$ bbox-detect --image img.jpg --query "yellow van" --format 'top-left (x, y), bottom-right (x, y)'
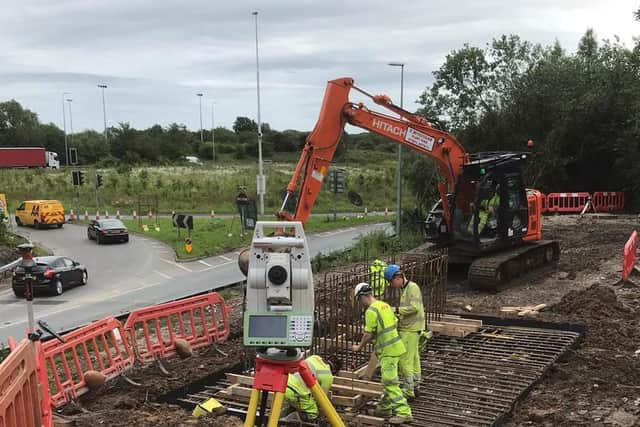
top-left (15, 200), bottom-right (65, 229)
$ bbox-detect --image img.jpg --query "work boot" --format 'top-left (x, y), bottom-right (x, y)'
top-left (389, 415), bottom-right (414, 425)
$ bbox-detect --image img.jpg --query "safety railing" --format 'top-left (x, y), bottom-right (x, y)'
top-left (544, 192), bottom-right (591, 214)
top-left (592, 191), bottom-right (625, 212)
top-left (42, 316), bottom-right (134, 408)
top-left (0, 339), bottom-right (45, 427)
top-left (0, 258), bottom-right (20, 279)
top-left (124, 292), bottom-right (231, 364)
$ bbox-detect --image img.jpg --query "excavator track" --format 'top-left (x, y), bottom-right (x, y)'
top-left (468, 240), bottom-right (560, 291)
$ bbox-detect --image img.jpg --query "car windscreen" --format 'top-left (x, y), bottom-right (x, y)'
top-left (99, 220), bottom-right (125, 228)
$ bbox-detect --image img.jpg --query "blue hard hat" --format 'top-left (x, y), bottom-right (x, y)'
top-left (384, 264), bottom-right (401, 282)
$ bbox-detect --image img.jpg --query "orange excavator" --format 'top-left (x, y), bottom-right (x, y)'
top-left (277, 77), bottom-right (559, 290)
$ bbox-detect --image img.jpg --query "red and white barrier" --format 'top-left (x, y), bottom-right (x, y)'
top-left (68, 209), bottom-right (76, 221)
top-left (124, 292), bottom-right (231, 364)
top-left (622, 230), bottom-right (638, 282)
top-left (42, 316), bottom-right (134, 408)
top-left (1, 339), bottom-right (51, 427)
top-left (592, 191), bottom-right (624, 212)
top-left (545, 192), bottom-right (590, 214)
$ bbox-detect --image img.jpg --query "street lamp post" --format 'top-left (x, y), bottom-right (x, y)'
top-left (98, 84), bottom-right (108, 144)
top-left (211, 101), bottom-right (216, 162)
top-left (62, 92), bottom-right (71, 166)
top-left (388, 62), bottom-right (404, 237)
top-left (252, 10), bottom-right (265, 215)
top-left (66, 98), bottom-right (74, 157)
top-left (196, 93), bottom-right (204, 145)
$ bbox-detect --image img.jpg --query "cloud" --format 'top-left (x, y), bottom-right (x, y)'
top-left (1, 0), bottom-right (637, 132)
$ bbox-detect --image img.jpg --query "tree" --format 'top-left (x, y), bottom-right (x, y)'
top-left (232, 117), bottom-right (258, 134)
top-left (0, 100), bottom-right (44, 147)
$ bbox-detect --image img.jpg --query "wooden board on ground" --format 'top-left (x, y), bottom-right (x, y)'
top-left (500, 304), bottom-right (547, 316)
top-left (427, 314), bottom-right (482, 337)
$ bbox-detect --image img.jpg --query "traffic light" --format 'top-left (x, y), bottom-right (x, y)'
top-left (72, 170), bottom-right (85, 186)
top-left (96, 173), bottom-right (103, 188)
top-left (69, 148), bottom-right (78, 165)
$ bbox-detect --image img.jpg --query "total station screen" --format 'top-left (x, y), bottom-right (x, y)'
top-left (248, 315), bottom-right (287, 338)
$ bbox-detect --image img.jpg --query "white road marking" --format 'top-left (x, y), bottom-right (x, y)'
top-left (218, 255), bottom-right (232, 261)
top-left (198, 260), bottom-right (212, 267)
top-left (153, 270), bottom-right (172, 279)
top-left (161, 259), bottom-right (192, 271)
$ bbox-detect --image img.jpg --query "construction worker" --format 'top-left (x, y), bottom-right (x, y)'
top-left (384, 264), bottom-right (425, 400)
top-left (369, 259), bottom-right (388, 298)
top-left (350, 283), bottom-right (413, 425)
top-left (468, 184), bottom-right (501, 235)
top-left (281, 354), bottom-right (342, 423)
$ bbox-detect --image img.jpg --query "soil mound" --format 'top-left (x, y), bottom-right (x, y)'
top-left (550, 283), bottom-right (632, 320)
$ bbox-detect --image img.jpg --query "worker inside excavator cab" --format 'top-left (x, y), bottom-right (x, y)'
top-left (467, 179), bottom-right (501, 239)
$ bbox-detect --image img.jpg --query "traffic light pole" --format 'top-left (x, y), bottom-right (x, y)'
top-left (95, 172), bottom-right (100, 212)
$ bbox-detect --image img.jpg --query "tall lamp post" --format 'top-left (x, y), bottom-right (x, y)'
top-left (211, 101), bottom-right (216, 162)
top-left (252, 10), bottom-right (265, 215)
top-left (62, 92), bottom-right (71, 166)
top-left (388, 62), bottom-right (404, 237)
top-left (66, 98), bottom-right (74, 156)
top-left (98, 84), bottom-right (108, 144)
top-left (196, 93), bottom-right (204, 145)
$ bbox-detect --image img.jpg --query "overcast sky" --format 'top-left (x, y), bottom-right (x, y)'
top-left (1, 1), bottom-right (638, 134)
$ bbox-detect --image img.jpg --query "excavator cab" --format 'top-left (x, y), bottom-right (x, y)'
top-left (426, 153), bottom-right (531, 261)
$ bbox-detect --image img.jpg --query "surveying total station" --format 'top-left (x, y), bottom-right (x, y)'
top-left (240, 221), bottom-right (344, 427)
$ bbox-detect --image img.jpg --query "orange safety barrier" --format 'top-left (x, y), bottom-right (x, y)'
top-left (592, 191), bottom-right (625, 212)
top-left (42, 316), bottom-right (134, 408)
top-left (622, 230), bottom-right (638, 282)
top-left (124, 292), bottom-right (231, 364)
top-left (541, 193), bottom-right (548, 214)
top-left (0, 339), bottom-right (45, 427)
top-left (545, 192), bottom-right (590, 213)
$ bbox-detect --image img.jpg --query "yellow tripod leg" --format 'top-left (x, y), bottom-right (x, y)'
top-left (309, 383), bottom-right (346, 427)
top-left (266, 391), bottom-right (285, 427)
top-left (244, 389), bottom-right (260, 427)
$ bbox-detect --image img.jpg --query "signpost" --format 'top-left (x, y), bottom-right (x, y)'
top-left (329, 169), bottom-right (345, 220)
top-left (172, 213), bottom-right (194, 253)
top-left (236, 188), bottom-right (257, 236)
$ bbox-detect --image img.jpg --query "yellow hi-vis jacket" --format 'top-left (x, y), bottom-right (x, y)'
top-left (365, 300), bottom-right (406, 357)
top-left (369, 259), bottom-right (388, 298)
top-left (398, 280), bottom-right (425, 332)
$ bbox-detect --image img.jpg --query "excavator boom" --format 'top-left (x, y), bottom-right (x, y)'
top-left (278, 77), bottom-right (467, 227)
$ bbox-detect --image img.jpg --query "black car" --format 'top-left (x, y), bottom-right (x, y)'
top-left (87, 219), bottom-right (129, 244)
top-left (12, 256), bottom-right (88, 297)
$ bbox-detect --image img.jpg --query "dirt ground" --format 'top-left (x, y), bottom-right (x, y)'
top-left (56, 214), bottom-right (640, 426)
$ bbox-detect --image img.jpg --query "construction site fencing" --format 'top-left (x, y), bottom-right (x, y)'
top-left (312, 249), bottom-right (448, 366)
top-left (42, 316), bottom-right (134, 408)
top-left (592, 191), bottom-right (625, 212)
top-left (0, 339), bottom-right (49, 427)
top-left (124, 292), bottom-right (232, 364)
top-left (544, 192), bottom-right (591, 214)
top-left (622, 230), bottom-right (638, 282)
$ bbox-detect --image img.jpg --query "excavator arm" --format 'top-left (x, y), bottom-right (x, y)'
top-left (278, 77), bottom-right (468, 228)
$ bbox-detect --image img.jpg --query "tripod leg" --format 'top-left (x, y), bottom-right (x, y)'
top-left (244, 389), bottom-right (260, 427)
top-left (309, 383), bottom-right (345, 427)
top-left (266, 391), bottom-right (285, 427)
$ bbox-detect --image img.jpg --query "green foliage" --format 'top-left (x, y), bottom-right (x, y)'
top-left (310, 229), bottom-right (422, 272)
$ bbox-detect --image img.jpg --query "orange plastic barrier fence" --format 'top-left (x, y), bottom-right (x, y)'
top-left (545, 192), bottom-right (590, 213)
top-left (42, 316), bottom-right (134, 408)
top-left (541, 194), bottom-right (548, 214)
top-left (124, 292), bottom-right (231, 363)
top-left (0, 339), bottom-right (44, 427)
top-left (622, 230), bottom-right (638, 282)
top-left (592, 191), bottom-right (625, 212)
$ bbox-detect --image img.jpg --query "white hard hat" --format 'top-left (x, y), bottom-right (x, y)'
top-left (354, 282), bottom-right (372, 298)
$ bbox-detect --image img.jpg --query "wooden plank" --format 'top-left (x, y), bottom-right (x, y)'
top-left (332, 383), bottom-right (383, 398)
top-left (331, 394), bottom-right (363, 407)
top-left (332, 377), bottom-right (383, 393)
top-left (428, 321), bottom-right (479, 338)
top-left (340, 412), bottom-right (386, 426)
top-left (480, 333), bottom-right (515, 340)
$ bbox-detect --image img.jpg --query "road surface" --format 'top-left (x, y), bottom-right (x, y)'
top-left (0, 222), bottom-right (392, 341)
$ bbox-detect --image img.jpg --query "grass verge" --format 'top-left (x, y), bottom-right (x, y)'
top-left (120, 215), bottom-right (393, 260)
